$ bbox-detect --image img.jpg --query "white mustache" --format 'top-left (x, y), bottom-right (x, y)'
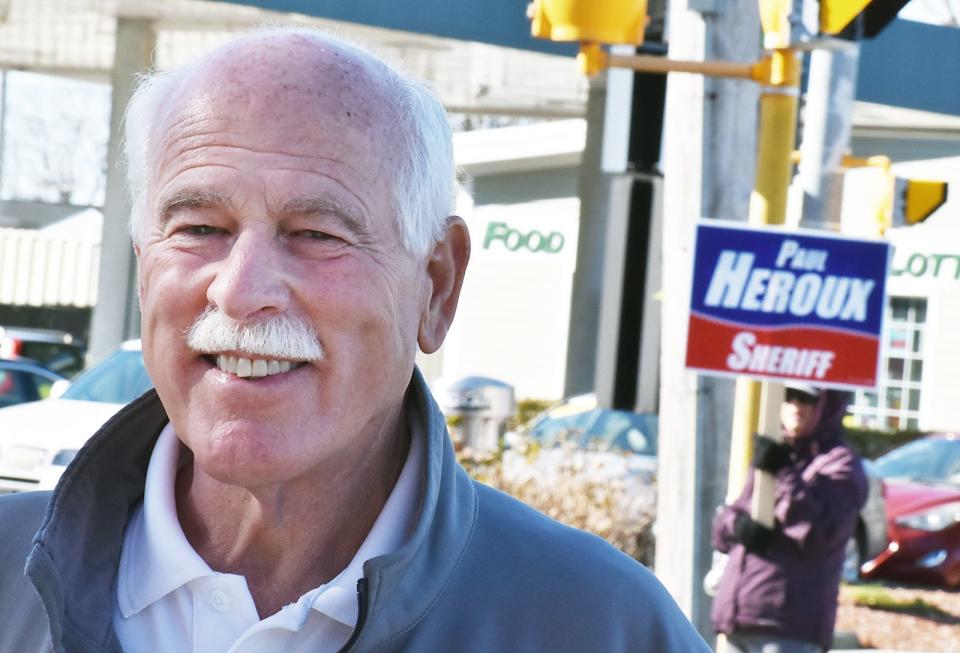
top-left (185, 307), bottom-right (324, 361)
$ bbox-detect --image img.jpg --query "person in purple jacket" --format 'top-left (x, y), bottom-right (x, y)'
top-left (711, 383), bottom-right (868, 653)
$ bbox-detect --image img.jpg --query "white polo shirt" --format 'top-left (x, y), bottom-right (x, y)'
top-left (113, 421), bottom-right (422, 653)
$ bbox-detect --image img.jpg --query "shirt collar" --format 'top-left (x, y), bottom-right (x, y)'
top-left (117, 422), bottom-right (214, 617)
top-left (116, 415), bottom-right (423, 627)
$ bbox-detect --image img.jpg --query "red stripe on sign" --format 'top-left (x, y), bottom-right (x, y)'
top-left (685, 314), bottom-right (879, 386)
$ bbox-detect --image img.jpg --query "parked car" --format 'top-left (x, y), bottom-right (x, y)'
top-left (0, 360), bottom-right (66, 409)
top-left (521, 394), bottom-right (658, 480)
top-left (861, 433), bottom-right (960, 587)
top-left (0, 326), bottom-right (85, 377)
top-left (0, 339), bottom-right (151, 493)
top-left (844, 459), bottom-right (890, 582)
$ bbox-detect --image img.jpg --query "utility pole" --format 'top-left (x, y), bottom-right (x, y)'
top-left (563, 73), bottom-right (611, 397)
top-left (0, 70), bottom-right (6, 193)
top-left (87, 15), bottom-right (155, 361)
top-left (657, 0), bottom-right (761, 639)
top-left (795, 42), bottom-right (860, 230)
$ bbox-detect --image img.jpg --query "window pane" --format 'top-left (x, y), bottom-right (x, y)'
top-left (908, 389), bottom-right (920, 411)
top-left (862, 391), bottom-right (878, 408)
top-left (886, 387), bottom-right (902, 410)
top-left (887, 358), bottom-right (904, 380)
top-left (886, 415), bottom-right (900, 430)
top-left (914, 301), bottom-right (926, 322)
top-left (910, 360), bottom-right (923, 382)
top-left (912, 329), bottom-right (923, 353)
top-left (0, 370), bottom-right (40, 407)
top-left (888, 328), bottom-right (908, 350)
top-left (34, 376), bottom-right (54, 399)
top-left (891, 298), bottom-right (909, 320)
top-left (906, 417), bottom-right (919, 430)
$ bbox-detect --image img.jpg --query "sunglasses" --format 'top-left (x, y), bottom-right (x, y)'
top-left (785, 389), bottom-right (818, 406)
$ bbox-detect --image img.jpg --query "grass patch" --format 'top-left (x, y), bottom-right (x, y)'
top-left (847, 584), bottom-right (957, 623)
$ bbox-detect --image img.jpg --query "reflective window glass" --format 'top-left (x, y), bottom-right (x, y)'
top-left (887, 358), bottom-right (904, 381)
top-left (910, 360), bottom-right (923, 382)
top-left (908, 389), bottom-right (920, 411)
top-left (891, 298), bottom-right (909, 320)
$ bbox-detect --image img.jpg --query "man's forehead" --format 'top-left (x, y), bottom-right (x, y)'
top-left (161, 34), bottom-right (396, 138)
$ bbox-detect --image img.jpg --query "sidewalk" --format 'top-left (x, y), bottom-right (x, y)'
top-left (829, 631), bottom-right (933, 653)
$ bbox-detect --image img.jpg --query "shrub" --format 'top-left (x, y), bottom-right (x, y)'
top-left (507, 398), bottom-right (555, 432)
top-left (844, 426), bottom-right (927, 460)
top-left (457, 436), bottom-right (657, 566)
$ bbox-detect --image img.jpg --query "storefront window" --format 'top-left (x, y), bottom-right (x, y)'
top-left (891, 298), bottom-right (909, 320)
top-left (887, 359), bottom-right (903, 381)
top-left (910, 360), bottom-right (923, 382)
top-left (908, 389), bottom-right (920, 411)
top-left (887, 328), bottom-right (908, 351)
top-left (850, 296), bottom-right (926, 431)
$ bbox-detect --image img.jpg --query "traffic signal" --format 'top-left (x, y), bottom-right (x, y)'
top-left (820, 0), bottom-right (912, 38)
top-left (892, 178), bottom-right (948, 227)
top-left (528, 0), bottom-right (648, 46)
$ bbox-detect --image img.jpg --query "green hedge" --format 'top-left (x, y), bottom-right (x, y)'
top-left (844, 426), bottom-right (927, 460)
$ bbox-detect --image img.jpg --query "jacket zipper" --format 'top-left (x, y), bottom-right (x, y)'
top-left (338, 578), bottom-right (368, 652)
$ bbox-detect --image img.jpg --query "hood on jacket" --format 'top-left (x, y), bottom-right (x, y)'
top-left (786, 388), bottom-right (852, 450)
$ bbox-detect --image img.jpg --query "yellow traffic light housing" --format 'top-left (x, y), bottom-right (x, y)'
top-left (841, 155), bottom-right (948, 232)
top-left (529, 0), bottom-right (648, 46)
top-left (821, 0), bottom-right (873, 34)
top-left (894, 178), bottom-right (948, 226)
top-left (820, 0), bottom-right (911, 38)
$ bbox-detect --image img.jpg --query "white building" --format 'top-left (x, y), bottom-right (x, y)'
top-left (419, 121), bottom-right (584, 401)
top-left (843, 154), bottom-right (960, 432)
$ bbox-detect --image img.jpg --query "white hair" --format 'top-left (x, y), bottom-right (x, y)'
top-left (124, 27), bottom-right (456, 258)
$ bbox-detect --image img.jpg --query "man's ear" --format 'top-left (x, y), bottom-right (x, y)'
top-left (418, 216), bottom-right (470, 354)
top-left (133, 243), bottom-right (145, 307)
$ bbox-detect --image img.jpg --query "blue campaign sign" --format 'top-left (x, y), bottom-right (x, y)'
top-left (685, 221), bottom-right (891, 388)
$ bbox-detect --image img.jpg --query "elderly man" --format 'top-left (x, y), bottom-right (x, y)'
top-left (0, 29), bottom-right (709, 652)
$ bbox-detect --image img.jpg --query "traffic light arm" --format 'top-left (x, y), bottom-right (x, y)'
top-left (579, 43), bottom-right (801, 88)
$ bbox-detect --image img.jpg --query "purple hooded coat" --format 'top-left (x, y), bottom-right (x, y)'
top-left (710, 390), bottom-right (868, 650)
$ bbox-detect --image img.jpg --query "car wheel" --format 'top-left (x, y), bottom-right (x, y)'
top-left (841, 528), bottom-right (865, 583)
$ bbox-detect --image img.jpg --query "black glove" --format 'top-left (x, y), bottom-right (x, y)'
top-left (752, 434), bottom-right (792, 473)
top-left (733, 512), bottom-right (776, 554)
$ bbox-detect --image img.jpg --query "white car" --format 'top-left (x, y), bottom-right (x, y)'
top-left (0, 340), bottom-right (151, 493)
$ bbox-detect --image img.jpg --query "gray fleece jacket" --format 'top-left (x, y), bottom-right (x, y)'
top-left (0, 370), bottom-right (710, 652)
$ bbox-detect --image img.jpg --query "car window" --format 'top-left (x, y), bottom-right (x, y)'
top-left (584, 411), bottom-right (658, 456)
top-left (939, 445), bottom-right (960, 483)
top-left (62, 349), bottom-right (153, 404)
top-left (528, 404), bottom-right (659, 457)
top-left (528, 408), bottom-right (600, 446)
top-left (0, 369), bottom-right (45, 408)
top-left (17, 342), bottom-right (85, 378)
top-left (874, 438), bottom-right (960, 482)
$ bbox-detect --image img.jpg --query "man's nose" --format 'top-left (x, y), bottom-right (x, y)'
top-left (206, 232), bottom-right (290, 321)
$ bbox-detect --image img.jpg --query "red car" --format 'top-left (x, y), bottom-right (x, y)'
top-left (862, 433), bottom-right (960, 587)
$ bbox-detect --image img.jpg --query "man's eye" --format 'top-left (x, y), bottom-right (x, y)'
top-left (182, 225), bottom-right (220, 236)
top-left (300, 230), bottom-right (340, 242)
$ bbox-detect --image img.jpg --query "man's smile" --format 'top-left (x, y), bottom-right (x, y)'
top-left (209, 354), bottom-right (308, 379)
